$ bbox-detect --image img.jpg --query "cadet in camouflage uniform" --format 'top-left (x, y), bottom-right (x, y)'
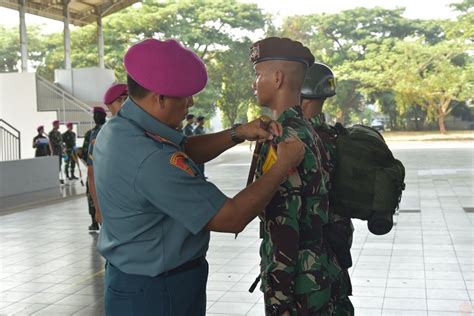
top-left (62, 122), bottom-right (77, 180)
top-left (82, 107), bottom-right (107, 231)
top-left (301, 62), bottom-right (354, 314)
top-left (250, 37), bottom-right (351, 315)
top-left (48, 120), bottom-right (63, 180)
top-left (87, 83), bottom-right (128, 229)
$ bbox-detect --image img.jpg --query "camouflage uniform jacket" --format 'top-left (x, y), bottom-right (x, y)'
top-left (255, 106), bottom-right (344, 314)
top-left (82, 125), bottom-right (102, 162)
top-left (62, 130), bottom-right (76, 149)
top-left (48, 129), bottom-right (63, 155)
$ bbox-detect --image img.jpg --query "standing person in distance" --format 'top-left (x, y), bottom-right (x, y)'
top-left (33, 125), bottom-right (51, 157)
top-left (62, 122), bottom-right (77, 180)
top-left (48, 120), bottom-right (63, 183)
top-left (87, 83), bottom-right (128, 227)
top-left (194, 116), bottom-right (206, 175)
top-left (183, 114), bottom-right (195, 136)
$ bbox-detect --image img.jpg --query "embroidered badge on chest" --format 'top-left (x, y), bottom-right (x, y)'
top-left (170, 152), bottom-right (196, 176)
top-left (262, 144), bottom-right (277, 174)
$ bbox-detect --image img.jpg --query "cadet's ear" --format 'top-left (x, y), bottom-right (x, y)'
top-left (274, 69), bottom-right (284, 89)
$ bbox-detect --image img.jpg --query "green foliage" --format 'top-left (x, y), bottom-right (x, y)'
top-left (1, 1), bottom-right (472, 132)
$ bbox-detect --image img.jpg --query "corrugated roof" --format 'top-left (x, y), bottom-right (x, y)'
top-left (0, 0), bottom-right (139, 26)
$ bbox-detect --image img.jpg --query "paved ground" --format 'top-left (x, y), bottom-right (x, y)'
top-left (0, 141), bottom-right (472, 315)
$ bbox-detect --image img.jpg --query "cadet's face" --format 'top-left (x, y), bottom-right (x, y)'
top-left (252, 63), bottom-right (273, 107)
top-left (164, 96), bottom-right (194, 128)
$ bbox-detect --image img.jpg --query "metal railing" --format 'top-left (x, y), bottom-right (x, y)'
top-left (0, 119), bottom-right (21, 161)
top-left (36, 75), bottom-right (94, 137)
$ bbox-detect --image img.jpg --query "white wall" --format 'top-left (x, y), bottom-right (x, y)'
top-left (55, 67), bottom-right (116, 103)
top-left (0, 156), bottom-right (58, 197)
top-left (0, 72), bottom-right (57, 159)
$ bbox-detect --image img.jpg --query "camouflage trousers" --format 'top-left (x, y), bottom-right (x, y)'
top-left (64, 148), bottom-right (76, 175)
top-left (86, 180), bottom-right (96, 221)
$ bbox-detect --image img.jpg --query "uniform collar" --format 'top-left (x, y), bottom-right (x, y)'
top-left (276, 105), bottom-right (304, 123)
top-left (310, 113), bottom-right (326, 128)
top-left (119, 97), bottom-right (185, 146)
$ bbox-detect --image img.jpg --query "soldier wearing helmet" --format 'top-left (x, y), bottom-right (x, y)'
top-left (301, 62), bottom-right (354, 315)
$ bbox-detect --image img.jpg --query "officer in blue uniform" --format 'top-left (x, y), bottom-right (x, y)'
top-left (93, 38), bottom-right (305, 316)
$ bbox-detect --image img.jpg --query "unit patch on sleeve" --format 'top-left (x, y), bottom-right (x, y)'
top-left (170, 152), bottom-right (196, 176)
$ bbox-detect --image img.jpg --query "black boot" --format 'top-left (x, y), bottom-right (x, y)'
top-left (71, 171), bottom-right (78, 180)
top-left (65, 169), bottom-right (70, 180)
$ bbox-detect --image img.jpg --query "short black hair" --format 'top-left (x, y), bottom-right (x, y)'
top-left (197, 116), bottom-right (205, 122)
top-left (186, 114), bottom-right (195, 120)
top-left (127, 75), bottom-right (152, 99)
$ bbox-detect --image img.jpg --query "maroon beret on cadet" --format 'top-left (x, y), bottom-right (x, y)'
top-left (103, 83), bottom-right (128, 105)
top-left (250, 37), bottom-right (315, 67)
top-left (52, 120), bottom-right (59, 125)
top-left (93, 106), bottom-right (106, 114)
top-left (66, 122), bottom-right (73, 128)
top-left (124, 38), bottom-right (208, 97)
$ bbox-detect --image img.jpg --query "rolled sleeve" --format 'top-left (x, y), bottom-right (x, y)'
top-left (135, 150), bottom-right (228, 235)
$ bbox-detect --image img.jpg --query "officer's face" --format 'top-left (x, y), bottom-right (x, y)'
top-left (162, 96), bottom-right (194, 128)
top-left (253, 63), bottom-right (273, 107)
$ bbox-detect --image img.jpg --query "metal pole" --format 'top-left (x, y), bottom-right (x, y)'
top-left (63, 0), bottom-right (71, 69)
top-left (19, 0), bottom-right (28, 72)
top-left (97, 10), bottom-right (105, 68)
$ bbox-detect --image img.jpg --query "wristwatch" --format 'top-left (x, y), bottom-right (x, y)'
top-left (230, 123), bottom-right (244, 144)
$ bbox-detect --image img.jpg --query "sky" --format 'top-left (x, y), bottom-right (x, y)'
top-left (0, 0), bottom-right (463, 34)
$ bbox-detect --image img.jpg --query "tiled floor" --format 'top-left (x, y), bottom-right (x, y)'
top-left (0, 141), bottom-right (473, 315)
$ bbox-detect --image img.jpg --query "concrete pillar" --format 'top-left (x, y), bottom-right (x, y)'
top-left (97, 12), bottom-right (105, 68)
top-left (63, 0), bottom-right (71, 69)
top-left (19, 0), bottom-right (28, 72)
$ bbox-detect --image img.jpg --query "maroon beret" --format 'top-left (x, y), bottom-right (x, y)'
top-left (52, 120), bottom-right (59, 125)
top-left (124, 38), bottom-right (207, 97)
top-left (103, 83), bottom-right (128, 105)
top-left (250, 37), bottom-right (314, 67)
top-left (66, 122), bottom-right (73, 128)
top-left (93, 107), bottom-right (106, 114)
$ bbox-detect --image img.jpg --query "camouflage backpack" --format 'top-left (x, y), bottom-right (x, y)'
top-left (330, 123), bottom-right (406, 235)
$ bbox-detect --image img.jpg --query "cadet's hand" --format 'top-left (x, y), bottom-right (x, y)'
top-left (236, 116), bottom-right (282, 142)
top-left (282, 312), bottom-right (290, 316)
top-left (276, 137), bottom-right (304, 170)
top-left (95, 209), bottom-right (103, 225)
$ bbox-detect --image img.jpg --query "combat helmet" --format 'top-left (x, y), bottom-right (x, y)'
top-left (301, 62), bottom-right (336, 99)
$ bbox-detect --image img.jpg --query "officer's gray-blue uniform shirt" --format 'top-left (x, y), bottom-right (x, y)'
top-left (94, 98), bottom-right (228, 277)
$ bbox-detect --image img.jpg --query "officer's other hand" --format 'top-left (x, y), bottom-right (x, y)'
top-left (238, 116), bottom-right (282, 142)
top-left (277, 137), bottom-right (304, 170)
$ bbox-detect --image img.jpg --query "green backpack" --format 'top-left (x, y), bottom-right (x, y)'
top-left (330, 123), bottom-right (406, 235)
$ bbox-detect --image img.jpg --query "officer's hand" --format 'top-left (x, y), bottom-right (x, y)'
top-left (237, 116), bottom-right (282, 142)
top-left (277, 137), bottom-right (304, 170)
top-left (282, 312), bottom-right (290, 316)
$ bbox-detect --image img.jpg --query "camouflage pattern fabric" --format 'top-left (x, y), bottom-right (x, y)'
top-left (82, 125), bottom-right (101, 164)
top-left (62, 130), bottom-right (76, 175)
top-left (255, 106), bottom-right (350, 315)
top-left (309, 113), bottom-right (354, 312)
top-left (62, 130), bottom-right (76, 149)
top-left (48, 129), bottom-right (62, 155)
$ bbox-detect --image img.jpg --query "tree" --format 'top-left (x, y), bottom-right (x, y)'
top-left (0, 25), bottom-right (47, 72)
top-left (351, 39), bottom-right (473, 133)
top-left (211, 41), bottom-right (256, 127)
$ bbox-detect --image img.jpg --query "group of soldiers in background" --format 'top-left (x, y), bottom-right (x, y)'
top-left (32, 120), bottom-right (78, 183)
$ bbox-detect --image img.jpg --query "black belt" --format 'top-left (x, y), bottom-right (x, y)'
top-left (163, 256), bottom-right (205, 276)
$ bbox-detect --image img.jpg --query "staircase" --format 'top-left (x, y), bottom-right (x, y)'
top-left (0, 119), bottom-right (21, 161)
top-left (36, 75), bottom-right (94, 137)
